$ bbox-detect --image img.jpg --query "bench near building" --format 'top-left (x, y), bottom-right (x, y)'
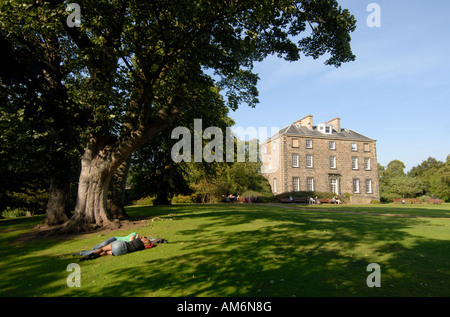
top-left (261, 115), bottom-right (380, 204)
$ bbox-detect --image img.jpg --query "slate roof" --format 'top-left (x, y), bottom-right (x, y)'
top-left (263, 123), bottom-right (375, 144)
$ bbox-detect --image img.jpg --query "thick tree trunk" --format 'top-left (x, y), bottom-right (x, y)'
top-left (61, 104), bottom-right (180, 233)
top-left (62, 140), bottom-right (120, 233)
top-left (107, 158), bottom-right (130, 220)
top-left (38, 175), bottom-right (71, 227)
top-left (38, 152), bottom-right (73, 228)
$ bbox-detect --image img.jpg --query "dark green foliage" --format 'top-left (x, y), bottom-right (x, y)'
top-left (379, 156), bottom-right (450, 202)
top-left (1, 0), bottom-right (358, 227)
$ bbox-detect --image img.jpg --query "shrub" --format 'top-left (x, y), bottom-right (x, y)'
top-left (380, 191), bottom-right (401, 202)
top-left (132, 196), bottom-right (155, 206)
top-left (1, 207), bottom-right (30, 219)
top-left (10, 187), bottom-right (48, 215)
top-left (343, 192), bottom-right (352, 201)
top-left (172, 194), bottom-right (197, 204)
top-left (240, 190), bottom-right (275, 203)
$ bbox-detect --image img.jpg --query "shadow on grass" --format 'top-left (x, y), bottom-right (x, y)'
top-left (0, 215), bottom-right (78, 296)
top-left (1, 204), bottom-right (449, 296)
top-left (71, 205), bottom-right (450, 296)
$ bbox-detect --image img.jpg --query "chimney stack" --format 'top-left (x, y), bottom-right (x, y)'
top-left (294, 114), bottom-right (313, 130)
top-left (328, 117), bottom-right (341, 132)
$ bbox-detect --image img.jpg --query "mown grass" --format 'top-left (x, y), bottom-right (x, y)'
top-left (299, 202), bottom-right (450, 218)
top-left (0, 203), bottom-right (449, 297)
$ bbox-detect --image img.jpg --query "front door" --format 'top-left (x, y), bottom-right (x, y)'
top-left (330, 178), bottom-right (339, 195)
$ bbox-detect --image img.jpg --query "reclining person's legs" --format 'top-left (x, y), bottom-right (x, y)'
top-left (93, 244), bottom-right (113, 256)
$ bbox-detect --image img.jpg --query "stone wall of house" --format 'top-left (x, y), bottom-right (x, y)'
top-left (261, 136), bottom-right (283, 194)
top-left (262, 134), bottom-right (380, 203)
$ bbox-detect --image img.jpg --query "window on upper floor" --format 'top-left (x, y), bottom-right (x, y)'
top-left (306, 155), bottom-right (313, 168)
top-left (292, 154), bottom-right (299, 168)
top-left (317, 123), bottom-right (333, 135)
top-left (306, 139), bottom-right (313, 148)
top-left (352, 157), bottom-right (359, 170)
top-left (329, 141), bottom-right (336, 150)
top-left (351, 143), bottom-right (358, 151)
top-left (330, 156), bottom-right (336, 169)
top-left (364, 158), bottom-right (371, 170)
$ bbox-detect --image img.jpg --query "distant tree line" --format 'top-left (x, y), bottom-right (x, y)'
top-left (378, 156), bottom-right (450, 202)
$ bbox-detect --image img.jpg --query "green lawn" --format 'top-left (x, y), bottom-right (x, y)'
top-left (298, 202), bottom-right (450, 218)
top-left (1, 203), bottom-right (449, 297)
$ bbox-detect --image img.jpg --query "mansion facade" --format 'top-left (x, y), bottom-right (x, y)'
top-left (261, 115), bottom-right (380, 203)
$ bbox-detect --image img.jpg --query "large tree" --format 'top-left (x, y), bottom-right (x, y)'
top-left (0, 5), bottom-right (82, 226)
top-left (409, 156), bottom-right (450, 201)
top-left (1, 0), bottom-right (356, 232)
top-left (130, 85), bottom-right (234, 205)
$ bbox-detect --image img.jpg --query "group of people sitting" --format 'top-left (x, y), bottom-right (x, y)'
top-left (226, 194), bottom-right (258, 203)
top-left (306, 196), bottom-right (342, 204)
top-left (307, 196), bottom-right (320, 204)
top-left (73, 232), bottom-right (167, 261)
top-left (331, 196), bottom-right (342, 204)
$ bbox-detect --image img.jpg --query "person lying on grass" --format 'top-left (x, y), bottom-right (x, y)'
top-left (73, 232), bottom-right (140, 257)
top-left (79, 235), bottom-right (153, 261)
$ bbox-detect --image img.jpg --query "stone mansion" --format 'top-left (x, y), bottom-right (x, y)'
top-left (261, 115), bottom-right (380, 203)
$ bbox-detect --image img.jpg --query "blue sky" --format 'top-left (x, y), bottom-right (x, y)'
top-left (228, 0), bottom-right (450, 172)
